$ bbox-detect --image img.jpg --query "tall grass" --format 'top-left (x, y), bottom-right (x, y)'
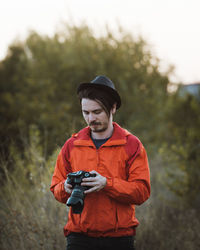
top-left (0, 130), bottom-right (67, 250)
top-left (0, 132), bottom-right (199, 249)
top-left (135, 155), bottom-right (200, 250)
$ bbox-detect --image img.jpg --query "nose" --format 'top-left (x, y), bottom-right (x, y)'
top-left (88, 113), bottom-right (96, 123)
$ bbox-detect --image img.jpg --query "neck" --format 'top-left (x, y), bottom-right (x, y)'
top-left (91, 122), bottom-right (114, 140)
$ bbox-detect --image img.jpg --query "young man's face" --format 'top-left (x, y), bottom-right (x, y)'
top-left (81, 98), bottom-right (112, 133)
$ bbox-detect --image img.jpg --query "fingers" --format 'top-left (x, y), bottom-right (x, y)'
top-left (65, 171), bottom-right (107, 195)
top-left (82, 170), bottom-right (99, 182)
top-left (90, 170), bottom-right (98, 175)
top-left (81, 173), bottom-right (100, 185)
top-left (82, 178), bottom-right (96, 184)
top-left (64, 180), bottom-right (72, 194)
top-left (81, 171), bottom-right (107, 194)
top-left (84, 186), bottom-right (101, 194)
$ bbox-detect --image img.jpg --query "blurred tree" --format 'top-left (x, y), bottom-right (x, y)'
top-left (161, 92), bottom-right (200, 209)
top-left (0, 24), bottom-right (171, 167)
top-left (0, 45), bottom-right (30, 157)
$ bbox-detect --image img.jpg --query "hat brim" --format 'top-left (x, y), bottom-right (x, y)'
top-left (77, 83), bottom-right (121, 109)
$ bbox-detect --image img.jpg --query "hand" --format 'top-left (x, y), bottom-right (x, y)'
top-left (81, 170), bottom-right (107, 194)
top-left (64, 180), bottom-right (72, 194)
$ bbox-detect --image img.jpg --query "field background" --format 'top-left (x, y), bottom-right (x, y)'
top-left (0, 25), bottom-right (200, 250)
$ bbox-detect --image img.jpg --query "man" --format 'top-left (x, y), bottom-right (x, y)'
top-left (50, 75), bottom-right (150, 250)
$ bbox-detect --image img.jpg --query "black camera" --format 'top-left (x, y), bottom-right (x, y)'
top-left (66, 170), bottom-right (96, 214)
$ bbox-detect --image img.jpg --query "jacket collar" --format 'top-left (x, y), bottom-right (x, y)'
top-left (73, 122), bottom-right (129, 147)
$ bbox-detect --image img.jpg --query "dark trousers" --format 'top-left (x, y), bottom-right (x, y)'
top-left (66, 232), bottom-right (135, 250)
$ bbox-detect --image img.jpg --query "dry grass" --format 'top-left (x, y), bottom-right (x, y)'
top-left (0, 143), bottom-right (199, 250)
top-left (0, 162), bottom-right (67, 250)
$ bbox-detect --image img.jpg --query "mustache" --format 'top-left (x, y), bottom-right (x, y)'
top-left (89, 121), bottom-right (101, 126)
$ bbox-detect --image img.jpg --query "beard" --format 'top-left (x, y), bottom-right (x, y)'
top-left (89, 121), bottom-right (108, 133)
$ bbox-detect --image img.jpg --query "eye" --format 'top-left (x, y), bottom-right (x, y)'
top-left (94, 110), bottom-right (102, 114)
top-left (83, 110), bottom-right (89, 115)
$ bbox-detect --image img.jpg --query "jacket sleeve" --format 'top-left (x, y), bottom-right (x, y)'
top-left (104, 144), bottom-right (150, 205)
top-left (50, 146), bottom-right (72, 204)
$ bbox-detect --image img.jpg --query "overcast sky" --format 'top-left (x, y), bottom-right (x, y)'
top-left (1, 0), bottom-right (200, 84)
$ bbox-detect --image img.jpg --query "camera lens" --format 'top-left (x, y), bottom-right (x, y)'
top-left (84, 173), bottom-right (90, 177)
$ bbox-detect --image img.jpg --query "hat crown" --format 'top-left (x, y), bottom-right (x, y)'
top-left (77, 75), bottom-right (121, 109)
top-left (91, 75), bottom-right (116, 90)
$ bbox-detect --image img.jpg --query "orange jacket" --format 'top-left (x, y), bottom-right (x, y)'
top-left (50, 123), bottom-right (150, 237)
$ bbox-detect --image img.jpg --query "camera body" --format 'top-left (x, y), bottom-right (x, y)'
top-left (66, 170), bottom-right (96, 214)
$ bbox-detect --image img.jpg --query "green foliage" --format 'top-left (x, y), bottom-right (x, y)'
top-left (160, 93), bottom-right (200, 208)
top-left (0, 24), bottom-right (170, 159)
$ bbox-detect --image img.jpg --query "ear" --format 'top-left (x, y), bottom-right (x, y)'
top-left (111, 103), bottom-right (117, 115)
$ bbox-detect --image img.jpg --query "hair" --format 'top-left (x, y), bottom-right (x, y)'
top-left (78, 87), bottom-right (116, 117)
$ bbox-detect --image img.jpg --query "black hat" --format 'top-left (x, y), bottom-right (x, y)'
top-left (77, 75), bottom-right (121, 109)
